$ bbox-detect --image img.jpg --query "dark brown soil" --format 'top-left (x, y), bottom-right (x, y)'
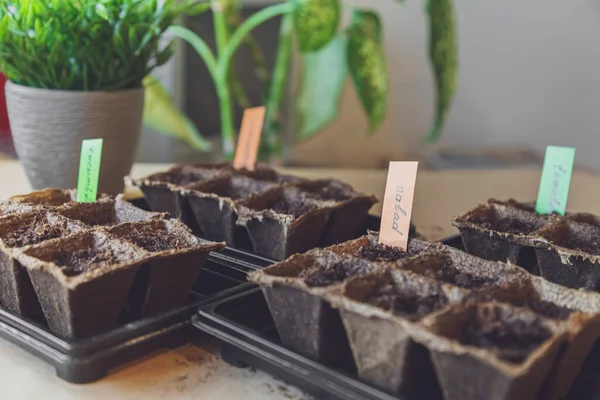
top-left (224, 178), bottom-right (277, 200)
top-left (355, 244), bottom-right (410, 262)
top-left (114, 226), bottom-right (190, 253)
top-left (407, 259), bottom-right (495, 289)
top-left (459, 304), bottom-right (553, 364)
top-left (272, 197), bottom-right (319, 218)
top-left (54, 248), bottom-right (124, 277)
top-left (501, 200), bottom-right (536, 212)
top-left (304, 185), bottom-right (352, 202)
top-left (366, 282), bottom-right (448, 321)
top-left (562, 234), bottom-right (600, 255)
top-left (1, 215), bottom-right (69, 248)
top-left (278, 174), bottom-right (310, 184)
top-left (569, 213), bottom-right (600, 228)
top-left (477, 217), bottom-right (536, 235)
top-left (157, 169), bottom-right (222, 186)
top-left (523, 297), bottom-right (573, 320)
top-left (300, 260), bottom-right (377, 287)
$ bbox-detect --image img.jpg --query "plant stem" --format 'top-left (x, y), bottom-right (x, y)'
top-left (218, 3), bottom-right (293, 80)
top-left (211, 0), bottom-right (236, 156)
top-left (263, 13), bottom-right (293, 159)
top-left (167, 26), bottom-right (218, 82)
top-left (212, 0), bottom-right (230, 55)
top-left (216, 2), bottom-right (294, 158)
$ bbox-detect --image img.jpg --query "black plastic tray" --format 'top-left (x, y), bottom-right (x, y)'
top-left (194, 287), bottom-right (403, 400)
top-left (192, 235), bottom-right (600, 400)
top-left (0, 197), bottom-right (388, 384)
top-left (0, 253), bottom-right (261, 384)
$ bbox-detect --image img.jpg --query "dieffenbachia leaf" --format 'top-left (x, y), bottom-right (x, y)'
top-left (292, 0), bottom-right (340, 52)
top-left (296, 35), bottom-right (348, 140)
top-left (142, 75), bottom-right (212, 151)
top-left (346, 9), bottom-right (387, 133)
top-left (425, 0), bottom-right (458, 143)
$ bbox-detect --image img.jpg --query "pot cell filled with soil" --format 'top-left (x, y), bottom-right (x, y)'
top-left (291, 179), bottom-right (378, 247)
top-left (486, 276), bottom-right (600, 399)
top-left (236, 186), bottom-right (337, 260)
top-left (566, 212), bottom-right (600, 228)
top-left (53, 197), bottom-right (163, 227)
top-left (533, 219), bottom-right (600, 290)
top-left (0, 212), bottom-right (87, 318)
top-left (128, 163), bottom-right (228, 232)
top-left (332, 269), bottom-right (450, 397)
top-left (105, 219), bottom-right (225, 317)
top-left (453, 202), bottom-right (551, 274)
top-left (184, 174), bottom-right (280, 244)
top-left (422, 301), bottom-right (567, 400)
top-left (248, 251), bottom-right (382, 367)
top-left (0, 188), bottom-right (109, 215)
top-left (398, 250), bottom-right (529, 295)
top-left (487, 198), bottom-right (536, 213)
top-left (14, 232), bottom-right (148, 339)
top-left (324, 235), bottom-right (438, 262)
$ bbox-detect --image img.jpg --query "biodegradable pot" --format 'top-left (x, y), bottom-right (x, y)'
top-left (420, 302), bottom-right (568, 400)
top-left (6, 82), bottom-right (144, 195)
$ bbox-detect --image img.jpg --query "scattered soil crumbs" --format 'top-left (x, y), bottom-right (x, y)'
top-left (477, 217), bottom-right (536, 235)
top-left (355, 244), bottom-right (409, 262)
top-left (459, 304), bottom-right (552, 364)
top-left (366, 282), bottom-right (447, 321)
top-left (115, 226), bottom-right (190, 253)
top-left (1, 215), bottom-right (70, 248)
top-left (272, 197), bottom-right (318, 218)
top-left (300, 260), bottom-right (376, 287)
top-left (53, 248), bottom-right (124, 276)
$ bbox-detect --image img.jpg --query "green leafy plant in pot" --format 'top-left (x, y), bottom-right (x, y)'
top-left (0, 0), bottom-right (203, 194)
top-left (167, 0), bottom-right (458, 161)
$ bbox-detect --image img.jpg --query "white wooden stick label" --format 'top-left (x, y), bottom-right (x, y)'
top-left (233, 106), bottom-right (266, 171)
top-left (379, 161), bottom-right (419, 250)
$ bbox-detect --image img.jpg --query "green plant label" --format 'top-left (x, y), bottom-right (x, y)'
top-left (535, 146), bottom-right (576, 216)
top-left (77, 139), bottom-right (103, 203)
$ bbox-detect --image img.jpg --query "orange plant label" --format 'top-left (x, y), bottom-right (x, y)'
top-left (378, 161), bottom-right (419, 250)
top-left (233, 106), bottom-right (266, 171)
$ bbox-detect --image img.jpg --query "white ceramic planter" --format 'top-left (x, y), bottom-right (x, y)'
top-left (5, 82), bottom-right (144, 195)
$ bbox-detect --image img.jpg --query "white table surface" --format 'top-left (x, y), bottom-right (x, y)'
top-left (2, 160), bottom-right (600, 399)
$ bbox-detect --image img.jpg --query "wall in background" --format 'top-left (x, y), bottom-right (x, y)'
top-left (139, 0), bottom-right (600, 170)
top-left (292, 0), bottom-right (600, 169)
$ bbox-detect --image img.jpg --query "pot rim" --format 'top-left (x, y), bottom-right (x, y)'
top-left (5, 81), bottom-right (144, 96)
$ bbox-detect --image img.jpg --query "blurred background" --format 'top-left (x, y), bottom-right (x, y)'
top-left (2, 0), bottom-right (600, 171)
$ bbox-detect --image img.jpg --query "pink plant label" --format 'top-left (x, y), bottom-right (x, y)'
top-left (379, 161), bottom-right (419, 250)
top-left (233, 106), bottom-right (266, 171)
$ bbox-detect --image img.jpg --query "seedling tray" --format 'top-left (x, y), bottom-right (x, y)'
top-left (0, 196), bottom-right (394, 384)
top-left (0, 247), bottom-right (267, 384)
top-left (193, 285), bottom-right (600, 400)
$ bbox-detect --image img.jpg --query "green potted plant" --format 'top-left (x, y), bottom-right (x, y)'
top-left (165, 0), bottom-right (458, 160)
top-left (0, 0), bottom-right (204, 194)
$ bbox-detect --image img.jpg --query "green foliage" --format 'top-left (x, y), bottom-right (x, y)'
top-left (0, 0), bottom-right (206, 90)
top-left (143, 75), bottom-right (211, 151)
top-left (292, 0), bottom-right (340, 52)
top-left (346, 9), bottom-right (388, 133)
top-left (425, 0), bottom-right (458, 142)
top-left (295, 35), bottom-right (347, 139)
